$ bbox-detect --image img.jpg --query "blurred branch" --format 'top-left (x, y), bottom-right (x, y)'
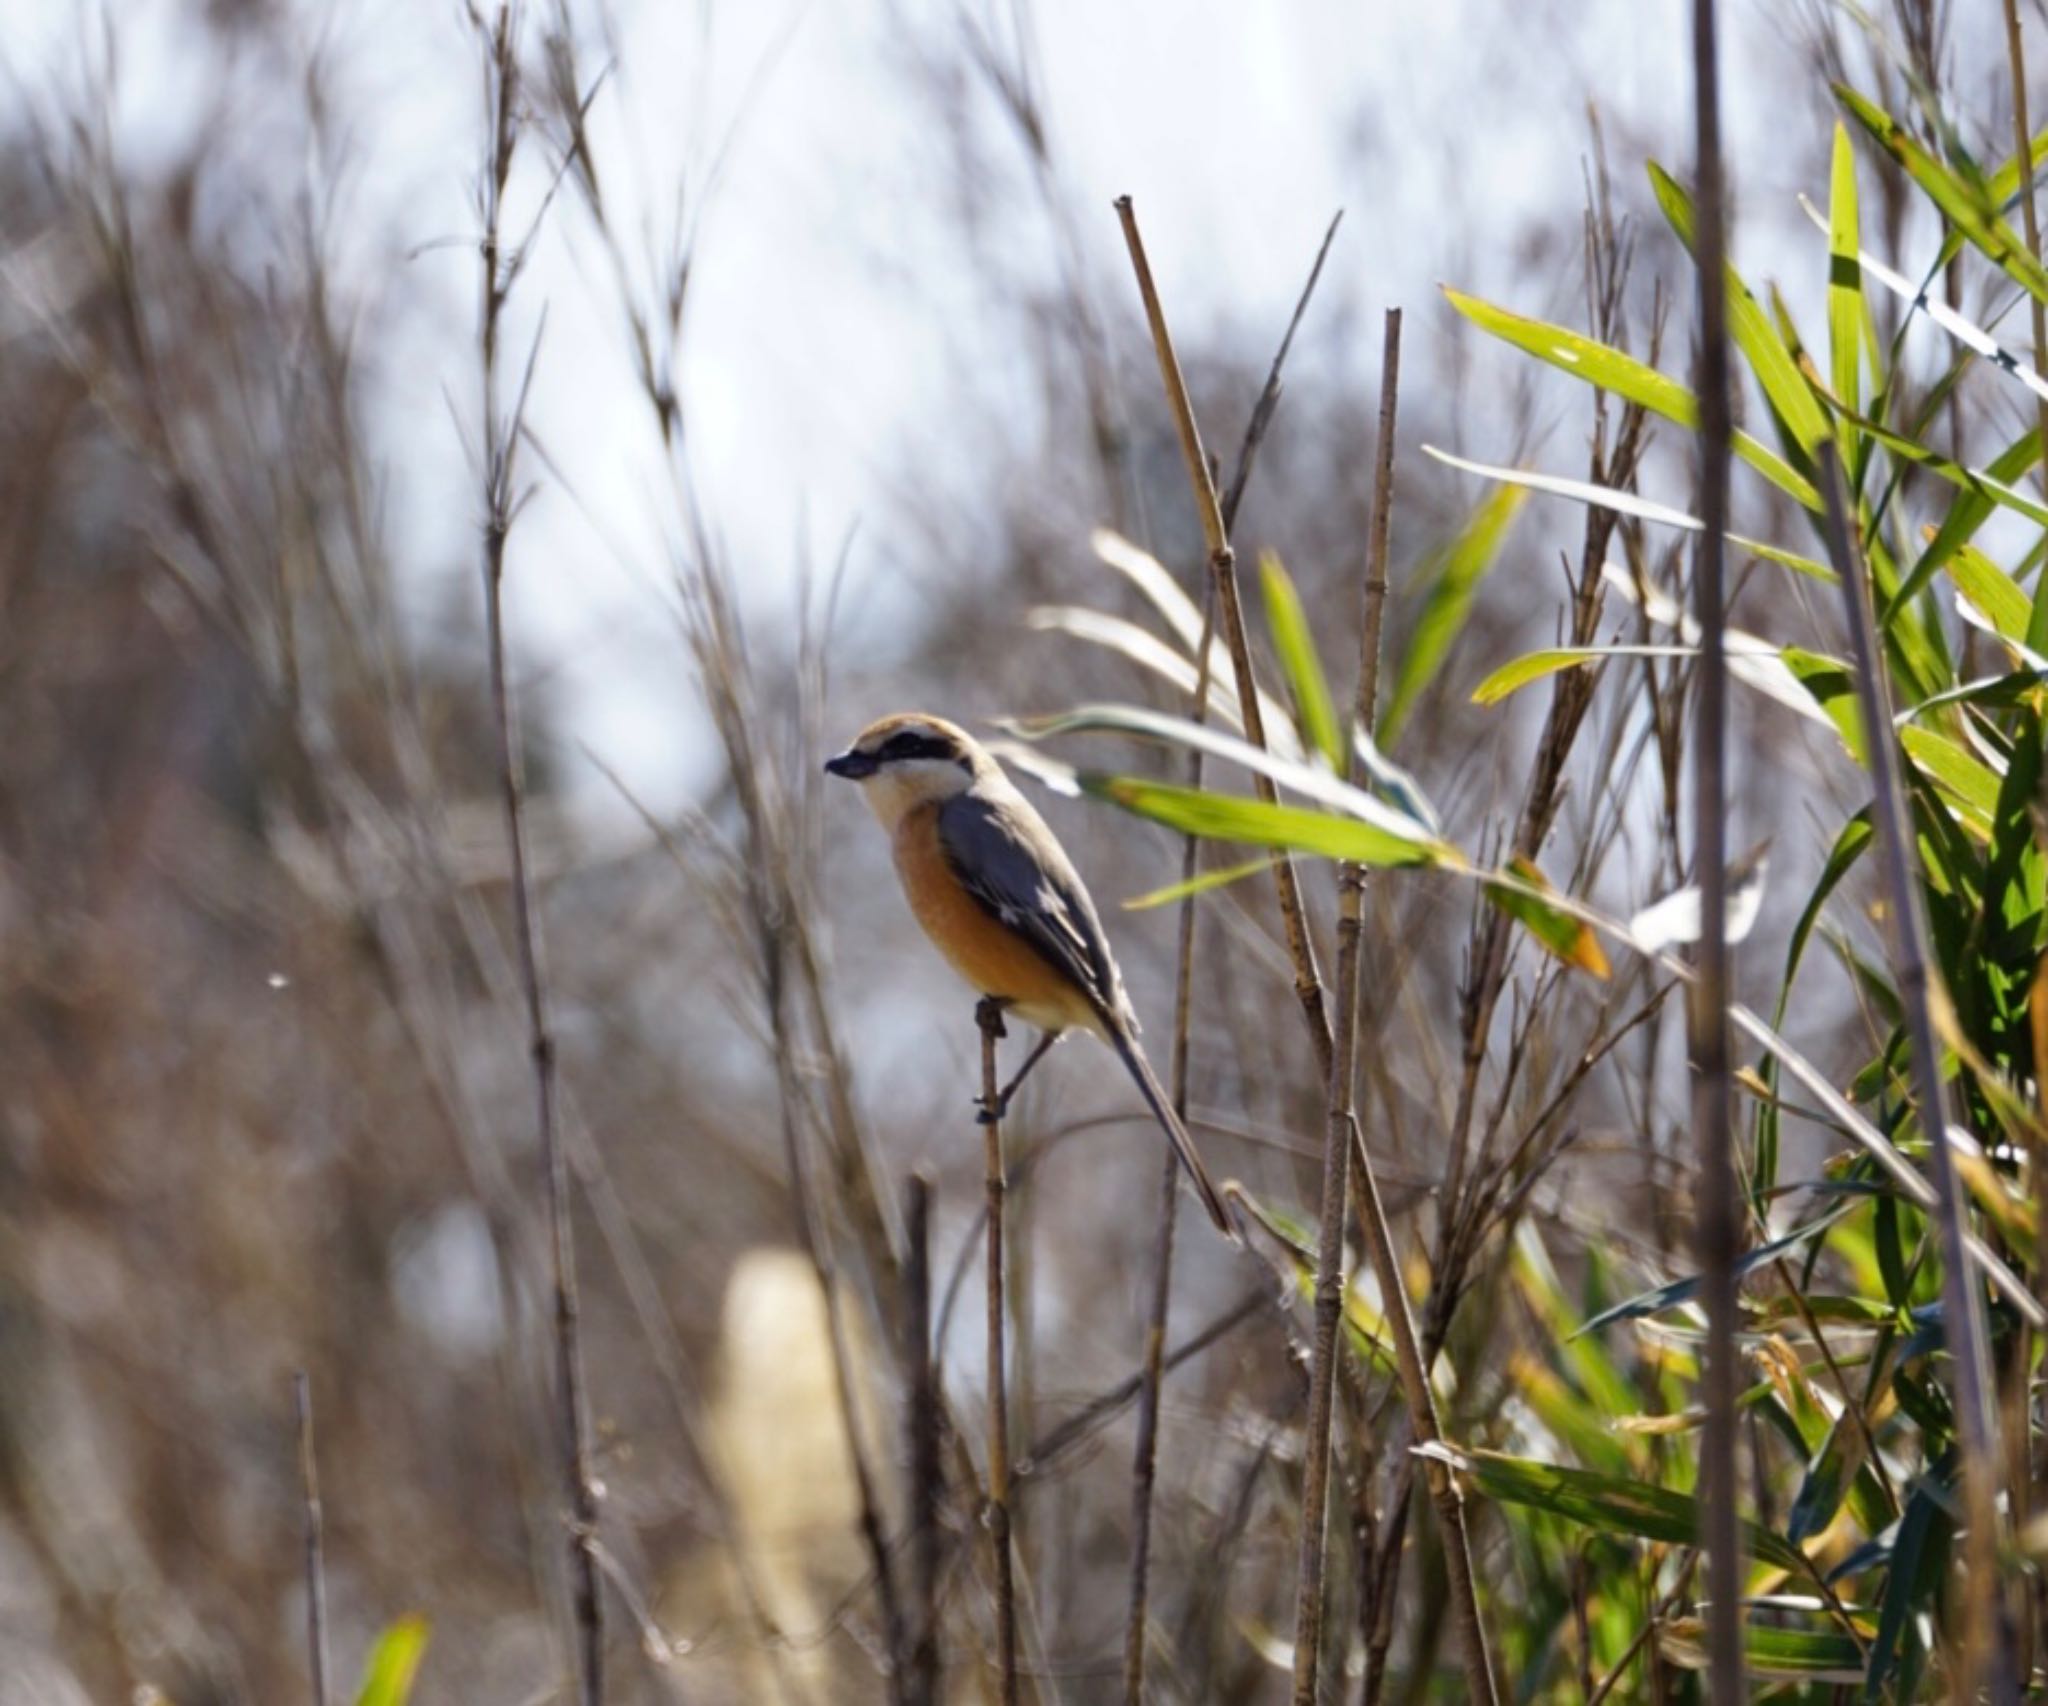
top-left (469, 6), bottom-right (604, 1699)
top-left (977, 999), bottom-right (1020, 1706)
top-left (293, 1373), bottom-right (330, 1706)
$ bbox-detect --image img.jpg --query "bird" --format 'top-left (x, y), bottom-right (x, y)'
top-left (825, 712), bottom-right (1232, 1234)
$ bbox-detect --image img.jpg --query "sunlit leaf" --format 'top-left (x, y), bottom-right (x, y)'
top-left (1441, 287), bottom-right (1821, 506)
top-left (1887, 425), bottom-right (2041, 619)
top-left (1383, 485), bottom-right (1525, 746)
top-left (356, 1616), bottom-right (430, 1706)
top-left (1120, 853), bottom-right (1278, 911)
top-left (1429, 1444), bottom-right (1808, 1571)
top-left (1828, 123), bottom-right (1863, 429)
top-left (1649, 161), bottom-right (1833, 455)
top-left (1259, 552), bottom-right (1343, 769)
top-left (1470, 644), bottom-right (1694, 706)
top-left (1081, 775), bottom-right (1443, 869)
top-left (1836, 84), bottom-right (2048, 303)
top-left (1602, 566), bottom-right (1836, 725)
top-left (1486, 855), bottom-right (1610, 977)
top-left (1659, 1615), bottom-right (1865, 1683)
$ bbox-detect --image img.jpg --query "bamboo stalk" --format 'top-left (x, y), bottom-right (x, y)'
top-left (1816, 443), bottom-right (2017, 1703)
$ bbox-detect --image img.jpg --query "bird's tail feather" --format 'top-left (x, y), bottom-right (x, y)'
top-left (1109, 1026), bottom-right (1234, 1236)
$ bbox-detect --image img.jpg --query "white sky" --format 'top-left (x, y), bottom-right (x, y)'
top-left (6, 0), bottom-right (1962, 824)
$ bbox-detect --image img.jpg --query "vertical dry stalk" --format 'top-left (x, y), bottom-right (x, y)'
top-left (906, 1172), bottom-right (941, 1706)
top-left (1112, 195), bottom-right (1336, 1082)
top-left (978, 1000), bottom-right (1019, 1706)
top-left (1289, 307), bottom-right (1403, 1703)
top-left (472, 7), bottom-right (603, 1699)
top-left (1685, 4), bottom-right (1741, 1700)
top-left (2003, 0), bottom-right (2048, 472)
top-left (293, 1372), bottom-right (330, 1706)
top-left (1816, 445), bottom-right (2016, 1703)
top-left (1113, 201), bottom-right (1495, 1706)
top-left (1123, 210), bottom-right (1341, 1706)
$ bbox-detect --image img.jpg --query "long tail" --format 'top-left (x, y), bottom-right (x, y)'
top-left (1109, 1025), bottom-right (1234, 1236)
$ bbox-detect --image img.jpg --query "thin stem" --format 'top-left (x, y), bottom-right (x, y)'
top-left (1686, 5), bottom-right (1741, 1701)
top-left (1290, 306), bottom-right (1402, 1703)
top-left (1113, 195), bottom-right (1336, 1083)
top-left (293, 1372), bottom-right (330, 1706)
top-left (978, 999), bottom-right (1019, 1706)
top-left (906, 1172), bottom-right (941, 1706)
top-left (473, 7), bottom-right (603, 1699)
top-left (1124, 209), bottom-right (1341, 1706)
top-left (1816, 443), bottom-right (2016, 1702)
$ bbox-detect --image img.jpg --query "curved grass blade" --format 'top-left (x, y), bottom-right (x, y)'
top-left (1442, 286), bottom-right (1821, 507)
top-left (1120, 852), bottom-right (1278, 911)
top-left (1425, 447), bottom-right (1833, 580)
top-left (1470, 644), bottom-right (1696, 707)
top-left (1425, 1444), bottom-right (1809, 1573)
top-left (1382, 484), bottom-right (1525, 746)
top-left (1259, 551), bottom-right (1343, 768)
top-left (1081, 774), bottom-right (1442, 869)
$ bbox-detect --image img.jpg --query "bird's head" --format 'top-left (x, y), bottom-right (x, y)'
top-left (825, 713), bottom-right (988, 827)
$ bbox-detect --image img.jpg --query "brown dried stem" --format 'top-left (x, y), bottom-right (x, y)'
top-left (978, 999), bottom-right (1020, 1706)
top-left (905, 1172), bottom-right (942, 1706)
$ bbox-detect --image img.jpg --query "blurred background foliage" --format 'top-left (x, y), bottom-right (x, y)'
top-left (3, 0), bottom-right (2048, 1701)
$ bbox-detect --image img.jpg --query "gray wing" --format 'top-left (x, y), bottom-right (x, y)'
top-left (935, 787), bottom-right (1132, 1028)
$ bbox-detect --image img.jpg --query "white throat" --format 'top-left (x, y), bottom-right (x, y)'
top-left (859, 756), bottom-right (975, 831)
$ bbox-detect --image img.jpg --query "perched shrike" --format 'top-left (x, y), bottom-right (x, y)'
top-left (826, 713), bottom-right (1232, 1233)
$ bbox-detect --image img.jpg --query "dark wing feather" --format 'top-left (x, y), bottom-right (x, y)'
top-left (934, 789), bottom-right (1129, 1027)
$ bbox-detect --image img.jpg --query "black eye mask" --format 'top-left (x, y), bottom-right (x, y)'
top-left (879, 730), bottom-right (959, 764)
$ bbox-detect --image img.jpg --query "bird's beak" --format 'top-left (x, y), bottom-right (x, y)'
top-left (824, 749), bottom-right (878, 780)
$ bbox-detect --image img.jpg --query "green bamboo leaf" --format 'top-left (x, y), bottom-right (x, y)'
top-left (1383, 485), bottom-right (1526, 746)
top-left (1486, 854), bottom-right (1610, 978)
top-left (1887, 426), bottom-right (2041, 620)
top-left (1944, 541), bottom-right (2031, 639)
top-left (1082, 775), bottom-right (1443, 869)
top-left (1828, 123), bottom-right (1863, 438)
top-left (1439, 1445), bottom-right (1809, 1572)
top-left (1441, 287), bottom-right (1821, 507)
top-left (1863, 1472), bottom-right (1952, 1702)
top-left (1899, 724), bottom-right (2002, 821)
top-left (356, 1616), bottom-right (430, 1706)
top-left (1649, 161), bottom-right (1833, 455)
top-left (1120, 853), bottom-right (1277, 911)
top-left (1836, 83), bottom-right (2048, 304)
top-left (1660, 1616), bottom-right (1866, 1683)
top-left (1470, 644), bottom-right (1694, 706)
top-left (1259, 552), bottom-right (1343, 769)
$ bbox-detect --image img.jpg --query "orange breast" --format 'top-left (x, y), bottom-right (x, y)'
top-left (891, 802), bottom-right (1089, 1025)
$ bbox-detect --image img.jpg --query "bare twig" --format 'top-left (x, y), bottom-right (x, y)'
top-left (1685, 6), bottom-right (1741, 1701)
top-left (977, 999), bottom-right (1019, 1706)
top-left (906, 1172), bottom-right (941, 1706)
top-left (471, 7), bottom-right (604, 1701)
top-left (293, 1372), bottom-right (330, 1706)
top-left (1123, 209), bottom-right (1341, 1706)
top-left (1817, 443), bottom-right (2016, 1702)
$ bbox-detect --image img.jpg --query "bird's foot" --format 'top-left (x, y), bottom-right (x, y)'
top-left (974, 996), bottom-right (1009, 1040)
